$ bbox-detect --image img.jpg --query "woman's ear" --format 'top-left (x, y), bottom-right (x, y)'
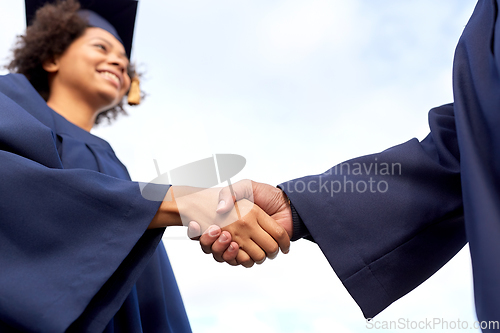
top-left (42, 57), bottom-right (60, 73)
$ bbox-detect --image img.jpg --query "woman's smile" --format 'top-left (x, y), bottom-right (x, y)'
top-left (97, 69), bottom-right (121, 89)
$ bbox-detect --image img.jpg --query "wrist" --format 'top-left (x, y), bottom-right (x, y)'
top-left (278, 188), bottom-right (294, 238)
top-left (289, 201), bottom-right (310, 241)
top-left (148, 187), bottom-right (182, 229)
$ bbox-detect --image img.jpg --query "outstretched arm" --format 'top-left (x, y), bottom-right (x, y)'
top-left (195, 103), bottom-right (465, 319)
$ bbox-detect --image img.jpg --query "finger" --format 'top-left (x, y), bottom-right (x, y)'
top-left (216, 180), bottom-right (253, 214)
top-left (187, 221), bottom-right (202, 240)
top-left (222, 241), bottom-right (240, 265)
top-left (256, 210), bottom-right (291, 254)
top-left (245, 227), bottom-right (280, 259)
top-left (211, 231), bottom-right (233, 262)
top-left (239, 242), bottom-right (267, 265)
top-left (199, 225), bottom-right (221, 254)
top-left (236, 250), bottom-right (255, 268)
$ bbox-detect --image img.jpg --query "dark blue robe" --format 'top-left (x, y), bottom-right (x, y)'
top-left (281, 0), bottom-right (499, 329)
top-left (0, 73), bottom-right (191, 332)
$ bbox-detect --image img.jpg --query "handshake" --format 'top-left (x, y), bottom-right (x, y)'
top-left (151, 180), bottom-right (294, 267)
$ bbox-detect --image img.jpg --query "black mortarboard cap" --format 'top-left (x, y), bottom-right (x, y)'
top-left (25, 0), bottom-right (138, 58)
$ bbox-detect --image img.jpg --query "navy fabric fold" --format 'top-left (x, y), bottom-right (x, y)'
top-left (0, 73), bottom-right (191, 332)
top-left (281, 1), bottom-right (500, 326)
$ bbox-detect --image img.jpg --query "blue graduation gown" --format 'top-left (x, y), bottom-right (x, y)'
top-left (0, 73), bottom-right (191, 332)
top-left (281, 0), bottom-right (500, 328)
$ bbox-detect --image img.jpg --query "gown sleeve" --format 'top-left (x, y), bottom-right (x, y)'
top-left (279, 103), bottom-right (465, 319)
top-left (0, 78), bottom-right (169, 332)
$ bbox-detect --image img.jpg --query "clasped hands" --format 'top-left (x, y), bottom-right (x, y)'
top-left (176, 180), bottom-right (293, 267)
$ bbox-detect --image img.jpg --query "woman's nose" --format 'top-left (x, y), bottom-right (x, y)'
top-left (108, 55), bottom-right (127, 73)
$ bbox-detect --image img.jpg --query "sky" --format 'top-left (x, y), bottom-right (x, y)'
top-left (0, 1), bottom-right (482, 332)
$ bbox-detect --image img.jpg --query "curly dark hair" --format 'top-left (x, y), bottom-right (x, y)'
top-left (6, 0), bottom-right (139, 125)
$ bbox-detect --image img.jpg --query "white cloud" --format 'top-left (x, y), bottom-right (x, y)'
top-left (256, 0), bottom-right (361, 66)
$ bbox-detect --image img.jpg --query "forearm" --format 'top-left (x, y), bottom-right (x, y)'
top-left (280, 103), bottom-right (465, 318)
top-left (148, 186), bottom-right (225, 229)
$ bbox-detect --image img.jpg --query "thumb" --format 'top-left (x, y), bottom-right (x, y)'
top-left (216, 180), bottom-right (254, 214)
top-left (215, 185), bottom-right (235, 214)
top-left (187, 221), bottom-right (202, 240)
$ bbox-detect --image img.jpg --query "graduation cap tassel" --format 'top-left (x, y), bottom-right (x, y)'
top-left (128, 76), bottom-right (141, 105)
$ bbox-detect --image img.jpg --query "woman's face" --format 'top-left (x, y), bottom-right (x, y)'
top-left (46, 27), bottom-right (131, 111)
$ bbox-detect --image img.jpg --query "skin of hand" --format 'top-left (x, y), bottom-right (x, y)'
top-left (188, 180), bottom-right (293, 266)
top-left (220, 199), bottom-right (290, 267)
top-left (150, 186), bottom-right (290, 267)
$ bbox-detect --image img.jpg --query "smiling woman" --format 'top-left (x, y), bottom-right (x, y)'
top-left (7, 0), bottom-right (136, 126)
top-left (42, 27), bottom-right (131, 130)
top-left (0, 1), bottom-right (197, 331)
top-left (0, 0), bottom-right (291, 331)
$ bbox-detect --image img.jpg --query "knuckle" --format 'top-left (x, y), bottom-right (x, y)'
top-left (235, 219), bottom-right (249, 230)
top-left (222, 252), bottom-right (236, 262)
top-left (268, 244), bottom-right (279, 255)
top-left (243, 261), bottom-right (254, 268)
top-left (212, 246), bottom-right (226, 257)
top-left (258, 254), bottom-right (266, 263)
top-left (255, 252), bottom-right (266, 263)
top-left (199, 234), bottom-right (210, 245)
top-left (275, 226), bottom-right (286, 239)
top-left (238, 257), bottom-right (248, 265)
top-left (236, 253), bottom-right (252, 267)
